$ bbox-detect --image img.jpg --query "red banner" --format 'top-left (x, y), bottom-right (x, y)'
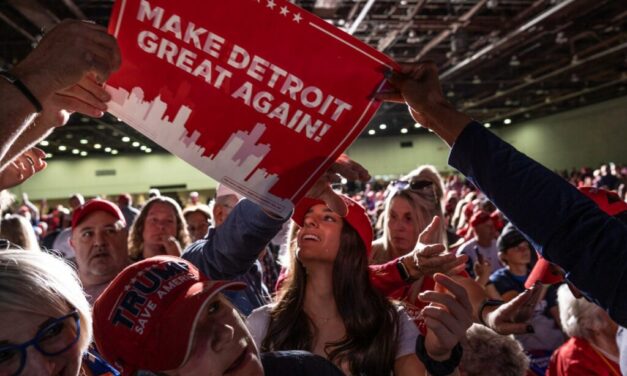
top-left (106, 0), bottom-right (396, 216)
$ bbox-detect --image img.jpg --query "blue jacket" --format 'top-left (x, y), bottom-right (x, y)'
top-left (449, 121), bottom-right (627, 326)
top-left (182, 199), bottom-right (287, 315)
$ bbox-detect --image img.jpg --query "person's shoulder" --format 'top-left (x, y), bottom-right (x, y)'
top-left (457, 239), bottom-right (476, 254)
top-left (488, 267), bottom-right (509, 282)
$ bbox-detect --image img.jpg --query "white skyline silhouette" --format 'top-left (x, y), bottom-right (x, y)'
top-left (106, 85), bottom-right (293, 215)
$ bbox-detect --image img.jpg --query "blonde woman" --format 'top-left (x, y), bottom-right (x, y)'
top-left (0, 249), bottom-right (117, 375)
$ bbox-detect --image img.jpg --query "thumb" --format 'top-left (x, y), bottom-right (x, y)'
top-left (494, 322), bottom-right (532, 335)
top-left (416, 243), bottom-right (446, 257)
top-left (418, 216), bottom-right (441, 244)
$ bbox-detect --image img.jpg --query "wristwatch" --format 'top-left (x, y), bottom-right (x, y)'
top-left (396, 258), bottom-right (412, 282)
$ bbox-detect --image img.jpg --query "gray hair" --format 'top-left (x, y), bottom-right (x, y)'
top-left (0, 250), bottom-right (92, 353)
top-left (461, 324), bottom-right (529, 376)
top-left (557, 284), bottom-right (609, 339)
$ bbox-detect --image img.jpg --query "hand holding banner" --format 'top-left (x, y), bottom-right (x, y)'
top-left (106, 0), bottom-right (396, 216)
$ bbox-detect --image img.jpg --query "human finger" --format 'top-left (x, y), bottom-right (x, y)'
top-left (60, 84), bottom-right (108, 112)
top-left (433, 273), bottom-right (473, 313)
top-left (415, 243), bottom-right (447, 258)
top-left (418, 216), bottom-right (442, 244)
top-left (77, 75), bottom-right (111, 102)
top-left (422, 305), bottom-right (468, 338)
top-left (328, 154), bottom-right (370, 181)
top-left (52, 93), bottom-right (105, 117)
top-left (373, 91), bottom-right (405, 103)
top-left (318, 187), bottom-right (348, 217)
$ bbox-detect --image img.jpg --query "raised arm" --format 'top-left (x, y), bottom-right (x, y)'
top-left (379, 62), bottom-right (627, 326)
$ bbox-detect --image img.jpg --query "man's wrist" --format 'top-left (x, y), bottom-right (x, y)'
top-left (10, 66), bottom-right (55, 107)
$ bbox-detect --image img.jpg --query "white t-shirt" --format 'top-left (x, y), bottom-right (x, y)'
top-left (456, 238), bottom-right (502, 274)
top-left (246, 304), bottom-right (419, 359)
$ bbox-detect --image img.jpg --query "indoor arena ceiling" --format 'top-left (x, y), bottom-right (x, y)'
top-left (1, 0), bottom-right (626, 158)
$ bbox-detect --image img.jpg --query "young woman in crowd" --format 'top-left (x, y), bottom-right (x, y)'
top-left (0, 249), bottom-right (117, 375)
top-left (248, 195), bottom-right (472, 375)
top-left (127, 196), bottom-right (190, 260)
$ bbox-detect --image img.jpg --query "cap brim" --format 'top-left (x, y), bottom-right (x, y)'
top-left (525, 255), bottom-right (565, 289)
top-left (292, 198), bottom-right (325, 226)
top-left (144, 280), bottom-right (246, 371)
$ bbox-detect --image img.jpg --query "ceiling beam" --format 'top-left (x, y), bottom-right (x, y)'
top-left (440, 0), bottom-right (579, 79)
top-left (412, 0), bottom-right (488, 61)
top-left (462, 41), bottom-right (627, 109)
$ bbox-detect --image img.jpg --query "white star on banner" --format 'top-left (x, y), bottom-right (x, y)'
top-left (267, 0), bottom-right (276, 9)
top-left (293, 12), bottom-right (302, 23)
top-left (280, 6), bottom-right (289, 16)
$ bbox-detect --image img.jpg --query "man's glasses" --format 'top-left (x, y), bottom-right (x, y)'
top-left (0, 311), bottom-right (80, 375)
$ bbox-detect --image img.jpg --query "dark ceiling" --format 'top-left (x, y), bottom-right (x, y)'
top-left (1, 0), bottom-right (626, 158)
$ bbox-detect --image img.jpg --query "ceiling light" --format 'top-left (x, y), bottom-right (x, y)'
top-left (111, 150), bottom-right (119, 155)
top-left (80, 151), bottom-right (88, 157)
top-left (104, 147), bottom-right (112, 152)
top-left (122, 136), bottom-right (130, 142)
top-left (414, 123), bottom-right (422, 128)
top-left (368, 129), bottom-right (376, 135)
top-left (58, 145), bottom-right (67, 151)
top-left (72, 149), bottom-right (80, 155)
top-left (80, 139), bottom-right (88, 145)
top-left (379, 124), bottom-right (387, 130)
top-left (132, 141), bottom-right (140, 147)
top-left (504, 118), bottom-right (512, 125)
top-left (94, 144), bottom-right (102, 149)
top-left (401, 128), bottom-right (408, 134)
top-left (145, 148), bottom-right (152, 153)
top-left (140, 145), bottom-right (147, 150)
top-left (40, 140), bottom-right (49, 147)
top-left (45, 153), bottom-right (53, 158)
top-left (484, 123), bottom-right (491, 128)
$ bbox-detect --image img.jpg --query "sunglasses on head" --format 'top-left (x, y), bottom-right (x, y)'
top-left (392, 179), bottom-right (434, 191)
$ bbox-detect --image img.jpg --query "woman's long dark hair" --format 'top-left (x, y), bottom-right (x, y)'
top-left (262, 222), bottom-right (398, 375)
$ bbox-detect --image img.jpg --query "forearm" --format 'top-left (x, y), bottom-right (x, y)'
top-left (0, 123), bottom-right (53, 170)
top-left (184, 199), bottom-right (287, 279)
top-left (449, 121), bottom-right (627, 325)
top-left (0, 80), bottom-right (38, 164)
top-left (0, 68), bottom-right (56, 169)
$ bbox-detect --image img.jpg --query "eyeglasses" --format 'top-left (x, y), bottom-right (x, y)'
top-left (0, 311), bottom-right (81, 376)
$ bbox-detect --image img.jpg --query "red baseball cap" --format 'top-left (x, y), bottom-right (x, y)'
top-left (470, 210), bottom-right (491, 227)
top-left (92, 256), bottom-right (245, 375)
top-left (525, 186), bottom-right (627, 288)
top-left (579, 187), bottom-right (627, 217)
top-left (71, 199), bottom-right (126, 229)
top-left (293, 195), bottom-right (373, 255)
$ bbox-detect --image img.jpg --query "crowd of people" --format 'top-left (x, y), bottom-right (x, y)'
top-left (0, 19), bottom-right (626, 376)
